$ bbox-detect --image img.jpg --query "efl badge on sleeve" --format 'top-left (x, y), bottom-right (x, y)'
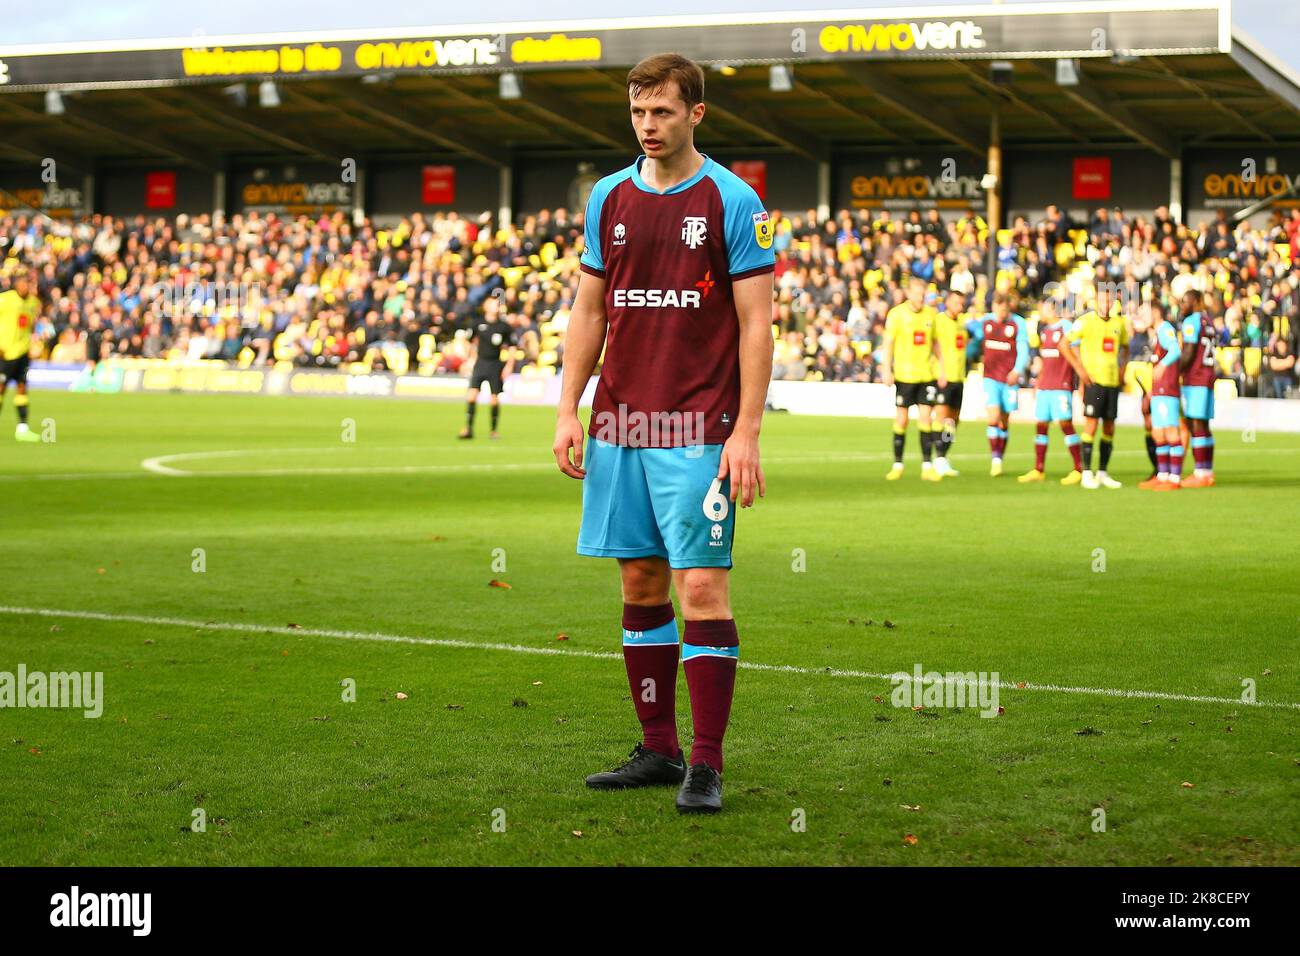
top-left (752, 210), bottom-right (773, 250)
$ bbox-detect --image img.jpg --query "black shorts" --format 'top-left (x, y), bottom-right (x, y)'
top-left (895, 380), bottom-right (938, 408)
top-left (1082, 384), bottom-right (1120, 421)
top-left (470, 366), bottom-right (505, 395)
top-left (934, 381), bottom-right (964, 409)
top-left (0, 354), bottom-right (29, 385)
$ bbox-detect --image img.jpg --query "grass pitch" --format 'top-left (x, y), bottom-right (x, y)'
top-left (1, 390), bottom-right (1297, 865)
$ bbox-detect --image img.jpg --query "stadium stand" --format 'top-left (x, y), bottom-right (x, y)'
top-left (3, 202), bottom-right (1297, 398)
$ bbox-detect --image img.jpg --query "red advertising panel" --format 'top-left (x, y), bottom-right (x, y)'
top-left (731, 160), bottom-right (767, 201)
top-left (145, 171), bottom-right (176, 209)
top-left (1073, 157), bottom-right (1112, 201)
top-left (422, 165), bottom-right (456, 205)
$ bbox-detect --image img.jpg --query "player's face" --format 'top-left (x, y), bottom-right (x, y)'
top-left (14, 276), bottom-right (30, 297)
top-left (906, 283), bottom-right (925, 309)
top-left (992, 301), bottom-right (1010, 321)
top-left (629, 82), bottom-right (701, 160)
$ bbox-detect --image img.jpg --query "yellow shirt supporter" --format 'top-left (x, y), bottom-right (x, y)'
top-left (0, 290), bottom-right (40, 361)
top-left (885, 303), bottom-right (939, 383)
top-left (1067, 309), bottom-right (1129, 387)
top-left (934, 310), bottom-right (970, 384)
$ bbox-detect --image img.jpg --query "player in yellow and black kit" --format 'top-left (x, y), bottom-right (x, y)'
top-left (1065, 285), bottom-right (1129, 489)
top-left (882, 276), bottom-right (944, 481)
top-left (0, 271), bottom-right (42, 443)
top-left (931, 289), bottom-right (971, 478)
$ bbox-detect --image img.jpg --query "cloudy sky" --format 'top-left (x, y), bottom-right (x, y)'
top-left (3, 0), bottom-right (1298, 75)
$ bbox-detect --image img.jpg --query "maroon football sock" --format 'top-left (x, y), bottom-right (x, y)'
top-left (683, 618), bottom-right (739, 773)
top-left (1061, 421), bottom-right (1082, 471)
top-left (1034, 421), bottom-right (1049, 471)
top-left (621, 602), bottom-right (680, 758)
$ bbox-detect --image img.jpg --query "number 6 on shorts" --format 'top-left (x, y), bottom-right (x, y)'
top-left (703, 477), bottom-right (729, 521)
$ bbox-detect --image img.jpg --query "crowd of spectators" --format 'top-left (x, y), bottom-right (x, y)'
top-left (2, 200), bottom-right (1298, 398)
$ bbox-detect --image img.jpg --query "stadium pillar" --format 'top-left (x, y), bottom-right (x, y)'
top-left (1170, 156), bottom-right (1183, 225)
top-left (498, 166), bottom-right (513, 228)
top-left (985, 100), bottom-right (1002, 290)
top-left (213, 170), bottom-right (227, 224)
top-left (817, 161), bottom-right (831, 222)
top-left (352, 162), bottom-right (366, 226)
top-left (82, 173), bottom-right (95, 215)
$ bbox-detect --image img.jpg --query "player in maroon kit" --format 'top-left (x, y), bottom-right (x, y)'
top-left (552, 54), bottom-right (775, 814)
top-left (1178, 291), bottom-right (1218, 487)
top-left (1141, 300), bottom-right (1186, 489)
top-left (1019, 297), bottom-right (1084, 483)
top-left (967, 291), bottom-right (1029, 477)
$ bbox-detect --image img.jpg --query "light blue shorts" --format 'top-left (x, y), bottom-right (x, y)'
top-left (1181, 385), bottom-right (1214, 421)
top-left (1034, 389), bottom-right (1073, 422)
top-left (983, 377), bottom-right (1019, 414)
top-left (1151, 395), bottom-right (1182, 430)
top-left (577, 438), bottom-right (734, 569)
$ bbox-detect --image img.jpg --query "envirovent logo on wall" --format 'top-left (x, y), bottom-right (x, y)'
top-left (820, 21), bottom-right (987, 54)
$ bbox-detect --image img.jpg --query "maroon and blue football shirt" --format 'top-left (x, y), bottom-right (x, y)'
top-left (579, 154), bottom-right (775, 447)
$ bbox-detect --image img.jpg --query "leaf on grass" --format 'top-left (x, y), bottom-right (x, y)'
top-left (312, 715), bottom-right (330, 722)
top-left (872, 695), bottom-right (883, 704)
top-left (556, 633), bottom-right (569, 641)
top-left (1262, 668), bottom-right (1272, 676)
top-left (49, 625), bottom-right (61, 633)
top-left (144, 639), bottom-right (155, 645)
top-left (902, 833), bottom-right (918, 846)
top-left (395, 692), bottom-right (408, 701)
top-left (900, 804), bottom-right (922, 812)
top-left (1181, 781), bottom-right (1194, 788)
top-left (96, 568), bottom-right (106, 575)
top-left (29, 747), bottom-right (41, 756)
top-left (512, 698), bottom-right (528, 708)
top-left (428, 534), bottom-right (445, 542)
top-left (1075, 726), bottom-right (1103, 736)
top-left (445, 703), bottom-right (463, 710)
top-left (281, 650), bottom-right (289, 657)
top-left (286, 623), bottom-right (303, 630)
top-left (883, 620), bottom-right (896, 629)
top-left (997, 706), bottom-right (1006, 716)
top-left (488, 579), bottom-right (512, 589)
top-left (1016, 681), bottom-right (1027, 689)
top-left (572, 830), bottom-right (583, 838)
top-left (531, 681), bottom-right (543, 686)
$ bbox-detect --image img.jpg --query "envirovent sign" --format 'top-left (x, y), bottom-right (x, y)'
top-left (0, 6), bottom-right (1225, 89)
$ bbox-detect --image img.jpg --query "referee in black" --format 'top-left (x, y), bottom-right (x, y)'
top-left (459, 290), bottom-right (516, 440)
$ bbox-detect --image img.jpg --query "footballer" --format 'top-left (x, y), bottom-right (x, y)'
top-left (1019, 296), bottom-right (1084, 484)
top-left (1067, 285), bottom-right (1128, 489)
top-left (1178, 290), bottom-right (1218, 487)
top-left (0, 271), bottom-right (42, 442)
top-left (931, 289), bottom-right (971, 478)
top-left (1141, 300), bottom-right (1186, 490)
top-left (552, 53), bottom-right (775, 813)
top-left (967, 291), bottom-right (1028, 477)
top-left (882, 277), bottom-right (945, 481)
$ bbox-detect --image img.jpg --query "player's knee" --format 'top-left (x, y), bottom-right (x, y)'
top-left (620, 559), bottom-right (670, 604)
top-left (676, 569), bottom-right (730, 618)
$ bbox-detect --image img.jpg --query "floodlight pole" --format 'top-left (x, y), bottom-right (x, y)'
top-left (985, 98), bottom-right (1001, 292)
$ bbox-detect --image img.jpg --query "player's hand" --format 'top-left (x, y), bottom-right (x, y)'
top-left (882, 370), bottom-right (894, 387)
top-left (553, 412), bottom-right (587, 479)
top-left (1005, 370), bottom-right (1020, 386)
top-left (937, 376), bottom-right (947, 390)
top-left (1079, 371), bottom-right (1093, 388)
top-left (720, 429), bottom-right (765, 508)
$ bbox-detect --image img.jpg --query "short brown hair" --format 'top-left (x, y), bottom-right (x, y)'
top-left (627, 53), bottom-right (704, 107)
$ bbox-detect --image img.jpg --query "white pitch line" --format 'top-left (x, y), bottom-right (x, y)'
top-left (2, 605), bottom-right (1294, 712)
top-left (1, 444), bottom-right (1240, 482)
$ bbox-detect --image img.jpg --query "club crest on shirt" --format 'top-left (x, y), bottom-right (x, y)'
top-left (681, 215), bottom-right (708, 249)
top-left (753, 210), bottom-right (773, 250)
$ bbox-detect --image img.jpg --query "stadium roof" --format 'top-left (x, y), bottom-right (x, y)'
top-left (1, 1), bottom-right (1299, 174)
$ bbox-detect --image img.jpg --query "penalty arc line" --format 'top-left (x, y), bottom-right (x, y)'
top-left (1, 605), bottom-right (1294, 712)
